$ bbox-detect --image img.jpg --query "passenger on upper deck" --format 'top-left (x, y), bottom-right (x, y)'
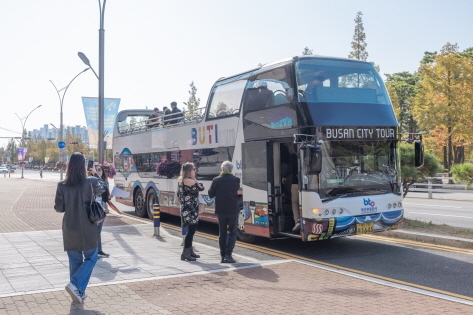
top-left (163, 108), bottom-right (172, 125)
top-left (147, 108), bottom-right (161, 129)
top-left (304, 72), bottom-right (325, 101)
top-left (169, 101), bottom-right (184, 125)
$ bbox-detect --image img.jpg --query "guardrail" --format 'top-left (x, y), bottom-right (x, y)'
top-left (409, 176), bottom-right (473, 199)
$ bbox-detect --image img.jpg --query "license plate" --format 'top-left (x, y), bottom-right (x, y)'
top-left (356, 222), bottom-right (374, 234)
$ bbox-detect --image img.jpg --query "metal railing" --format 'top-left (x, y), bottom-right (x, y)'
top-left (409, 176), bottom-right (473, 199)
top-left (118, 107), bottom-right (206, 135)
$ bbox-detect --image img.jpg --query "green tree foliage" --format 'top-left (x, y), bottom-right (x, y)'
top-left (183, 81), bottom-right (201, 118)
top-left (302, 47), bottom-right (313, 55)
top-left (412, 43), bottom-right (473, 171)
top-left (385, 72), bottom-right (420, 134)
top-left (452, 163), bottom-right (473, 188)
top-left (6, 139), bottom-right (18, 163)
top-left (400, 143), bottom-right (440, 197)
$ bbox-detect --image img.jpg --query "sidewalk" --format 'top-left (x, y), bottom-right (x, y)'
top-left (1, 177), bottom-right (473, 314)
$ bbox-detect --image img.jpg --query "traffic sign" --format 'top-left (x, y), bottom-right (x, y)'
top-left (58, 141), bottom-right (66, 149)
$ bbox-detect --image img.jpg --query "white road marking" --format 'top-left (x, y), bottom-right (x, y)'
top-left (403, 203), bottom-right (463, 209)
top-left (406, 211), bottom-right (473, 219)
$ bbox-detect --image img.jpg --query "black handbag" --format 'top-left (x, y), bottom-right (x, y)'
top-left (87, 179), bottom-right (106, 225)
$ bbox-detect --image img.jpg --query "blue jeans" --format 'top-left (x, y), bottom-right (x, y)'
top-left (98, 221), bottom-right (104, 252)
top-left (67, 248), bottom-right (98, 294)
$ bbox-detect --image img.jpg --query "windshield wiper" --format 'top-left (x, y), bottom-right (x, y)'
top-left (351, 188), bottom-right (388, 194)
top-left (322, 193), bottom-right (348, 203)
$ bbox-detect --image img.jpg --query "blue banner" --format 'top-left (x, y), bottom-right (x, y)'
top-left (82, 97), bottom-right (121, 149)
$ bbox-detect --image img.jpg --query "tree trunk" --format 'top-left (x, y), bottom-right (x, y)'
top-left (443, 146), bottom-right (448, 170)
top-left (447, 127), bottom-right (453, 172)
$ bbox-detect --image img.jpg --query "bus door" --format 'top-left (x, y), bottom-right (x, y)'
top-left (240, 141), bottom-right (276, 239)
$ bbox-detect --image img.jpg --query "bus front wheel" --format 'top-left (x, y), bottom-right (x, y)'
top-left (134, 189), bottom-right (147, 218)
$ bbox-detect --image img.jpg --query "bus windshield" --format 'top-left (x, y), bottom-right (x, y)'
top-left (310, 139), bottom-right (400, 199)
top-left (295, 58), bottom-right (389, 105)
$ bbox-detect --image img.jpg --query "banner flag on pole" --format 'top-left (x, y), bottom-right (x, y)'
top-left (82, 97), bottom-right (121, 149)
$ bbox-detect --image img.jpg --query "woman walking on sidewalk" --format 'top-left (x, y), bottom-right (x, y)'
top-left (177, 162), bottom-right (204, 261)
top-left (54, 153), bottom-right (106, 304)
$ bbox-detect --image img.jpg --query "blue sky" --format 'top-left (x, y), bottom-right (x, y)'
top-left (1, 0), bottom-right (472, 145)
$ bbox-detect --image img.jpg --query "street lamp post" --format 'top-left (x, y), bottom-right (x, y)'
top-left (50, 68), bottom-right (90, 181)
top-left (14, 105), bottom-right (42, 179)
top-left (78, 0), bottom-right (107, 164)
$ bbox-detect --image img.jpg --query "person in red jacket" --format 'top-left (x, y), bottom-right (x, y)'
top-left (208, 161), bottom-right (240, 263)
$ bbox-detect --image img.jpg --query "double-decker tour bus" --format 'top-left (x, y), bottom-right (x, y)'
top-left (112, 55), bottom-right (423, 242)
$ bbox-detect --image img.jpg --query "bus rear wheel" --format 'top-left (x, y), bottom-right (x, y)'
top-left (237, 209), bottom-right (256, 243)
top-left (146, 189), bottom-right (158, 220)
top-left (134, 189), bottom-right (147, 218)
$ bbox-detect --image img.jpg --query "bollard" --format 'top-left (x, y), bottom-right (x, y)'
top-left (153, 203), bottom-right (161, 237)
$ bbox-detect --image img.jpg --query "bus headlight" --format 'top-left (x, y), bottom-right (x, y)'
top-left (393, 202), bottom-right (397, 208)
top-left (387, 203), bottom-right (392, 209)
top-left (398, 202), bottom-right (402, 208)
top-left (312, 208), bottom-right (321, 215)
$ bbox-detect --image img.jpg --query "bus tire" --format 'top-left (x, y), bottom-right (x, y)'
top-left (237, 229), bottom-right (256, 243)
top-left (134, 189), bottom-right (147, 218)
top-left (146, 189), bottom-right (158, 220)
top-left (236, 209), bottom-right (256, 243)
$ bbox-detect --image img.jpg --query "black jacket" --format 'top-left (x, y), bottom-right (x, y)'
top-left (208, 174), bottom-right (240, 216)
top-left (54, 177), bottom-right (106, 251)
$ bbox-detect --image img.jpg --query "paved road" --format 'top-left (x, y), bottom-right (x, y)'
top-left (1, 177), bottom-right (473, 314)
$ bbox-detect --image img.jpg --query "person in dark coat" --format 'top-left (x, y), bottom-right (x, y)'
top-left (208, 161), bottom-right (241, 263)
top-left (54, 152), bottom-right (106, 304)
top-left (169, 101), bottom-right (184, 124)
top-left (93, 164), bottom-right (111, 257)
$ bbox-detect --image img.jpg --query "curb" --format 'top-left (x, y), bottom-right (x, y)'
top-left (380, 230), bottom-right (473, 250)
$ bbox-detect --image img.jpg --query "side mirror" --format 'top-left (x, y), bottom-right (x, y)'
top-left (301, 144), bottom-right (322, 175)
top-left (415, 141), bottom-right (424, 168)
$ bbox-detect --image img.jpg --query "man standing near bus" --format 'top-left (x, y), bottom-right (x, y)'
top-left (208, 161), bottom-right (240, 264)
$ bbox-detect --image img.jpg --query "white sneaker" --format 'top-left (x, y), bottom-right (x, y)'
top-left (65, 282), bottom-right (83, 304)
top-left (292, 223), bottom-right (301, 232)
top-left (81, 291), bottom-right (87, 300)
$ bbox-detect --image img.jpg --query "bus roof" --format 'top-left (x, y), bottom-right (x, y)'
top-left (215, 55), bottom-right (373, 83)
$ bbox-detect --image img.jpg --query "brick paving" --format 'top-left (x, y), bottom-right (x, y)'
top-left (0, 178), bottom-right (141, 233)
top-left (1, 177), bottom-right (473, 314)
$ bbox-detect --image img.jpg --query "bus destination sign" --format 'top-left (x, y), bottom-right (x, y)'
top-left (323, 127), bottom-right (396, 140)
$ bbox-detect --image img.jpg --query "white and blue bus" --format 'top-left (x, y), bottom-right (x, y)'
top-left (112, 55), bottom-right (423, 242)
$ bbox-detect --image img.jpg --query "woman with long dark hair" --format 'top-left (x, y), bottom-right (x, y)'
top-left (54, 153), bottom-right (106, 304)
top-left (94, 164), bottom-right (111, 257)
top-left (177, 162), bottom-right (204, 261)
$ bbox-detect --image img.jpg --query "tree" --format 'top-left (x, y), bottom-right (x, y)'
top-left (385, 72), bottom-right (420, 134)
top-left (6, 138), bottom-right (18, 164)
top-left (400, 143), bottom-right (440, 197)
top-left (183, 81), bottom-right (201, 118)
top-left (348, 11), bottom-right (380, 72)
top-left (412, 43), bottom-right (473, 172)
top-left (452, 163), bottom-right (473, 189)
top-left (302, 47), bottom-right (313, 55)
top-left (348, 11), bottom-right (368, 61)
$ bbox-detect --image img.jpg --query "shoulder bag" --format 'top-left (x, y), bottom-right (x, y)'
top-left (87, 179), bottom-right (106, 224)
